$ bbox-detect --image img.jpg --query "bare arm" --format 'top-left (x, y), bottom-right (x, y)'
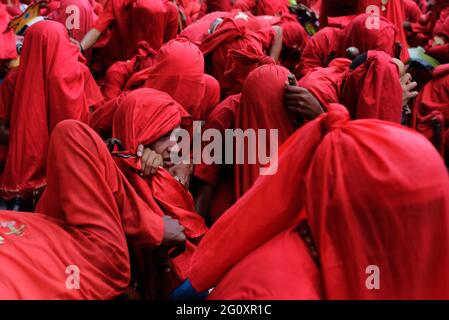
top-left (80, 28), bottom-right (102, 52)
top-left (269, 26), bottom-right (283, 62)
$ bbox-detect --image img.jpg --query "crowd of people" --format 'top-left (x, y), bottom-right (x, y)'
top-left (0, 0), bottom-right (448, 300)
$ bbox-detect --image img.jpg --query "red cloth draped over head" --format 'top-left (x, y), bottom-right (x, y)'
top-left (297, 58), bottom-right (351, 108)
top-left (340, 50), bottom-right (403, 123)
top-left (101, 41), bottom-right (158, 100)
top-left (189, 104), bottom-right (449, 299)
top-left (337, 13), bottom-right (397, 57)
top-left (234, 64), bottom-right (295, 198)
top-left (0, 20), bottom-right (103, 200)
top-left (0, 3), bottom-right (16, 61)
top-left (403, 0), bottom-right (422, 22)
top-left (280, 14), bottom-right (309, 50)
top-left (201, 17), bottom-right (271, 98)
top-left (413, 64), bottom-right (449, 152)
top-left (433, 9), bottom-right (449, 39)
top-left (145, 38), bottom-right (219, 121)
top-left (179, 11), bottom-right (229, 46)
top-left (111, 88), bottom-right (207, 295)
top-left (49, 0), bottom-right (96, 42)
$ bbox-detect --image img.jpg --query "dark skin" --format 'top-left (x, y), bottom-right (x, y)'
top-left (284, 84), bottom-right (324, 121)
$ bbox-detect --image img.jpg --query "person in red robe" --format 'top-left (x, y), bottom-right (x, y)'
top-left (144, 38), bottom-right (220, 122)
top-left (194, 64), bottom-right (296, 222)
top-left (0, 20), bottom-right (103, 207)
top-left (295, 13), bottom-right (396, 79)
top-left (80, 0), bottom-right (178, 73)
top-left (200, 15), bottom-right (279, 98)
top-left (413, 63), bottom-right (449, 161)
top-left (179, 11), bottom-right (230, 46)
top-left (0, 115), bottom-right (188, 298)
top-left (233, 0), bottom-right (290, 16)
top-left (340, 50), bottom-right (405, 123)
top-left (180, 103), bottom-right (449, 300)
top-left (204, 0), bottom-right (232, 13)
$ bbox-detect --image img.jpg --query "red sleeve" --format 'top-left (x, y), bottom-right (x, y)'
top-left (94, 0), bottom-right (116, 32)
top-left (254, 26), bottom-right (276, 51)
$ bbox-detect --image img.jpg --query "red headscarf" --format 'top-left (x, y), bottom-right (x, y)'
top-left (111, 88), bottom-right (207, 295)
top-left (338, 13), bottom-right (397, 57)
top-left (340, 50), bottom-right (403, 123)
top-left (234, 64), bottom-right (295, 198)
top-left (179, 11), bottom-right (230, 46)
top-left (189, 104), bottom-right (449, 299)
top-left (145, 38), bottom-right (220, 121)
top-left (0, 20), bottom-right (103, 200)
top-left (201, 17), bottom-right (271, 98)
top-left (256, 0), bottom-right (290, 16)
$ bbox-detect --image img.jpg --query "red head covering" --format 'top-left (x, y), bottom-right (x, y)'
top-left (234, 64), bottom-right (295, 198)
top-left (112, 88), bottom-right (207, 294)
top-left (340, 50), bottom-right (403, 123)
top-left (179, 11), bottom-right (229, 46)
top-left (201, 17), bottom-right (269, 98)
top-left (0, 20), bottom-right (102, 200)
top-left (280, 14), bottom-right (309, 49)
top-left (189, 104), bottom-right (449, 299)
top-left (338, 13), bottom-right (397, 57)
top-left (145, 38), bottom-right (219, 121)
top-left (49, 0), bottom-right (96, 42)
top-left (434, 10), bottom-right (449, 39)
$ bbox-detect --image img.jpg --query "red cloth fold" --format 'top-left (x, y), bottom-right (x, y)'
top-left (190, 104), bottom-right (449, 299)
top-left (0, 20), bottom-right (103, 200)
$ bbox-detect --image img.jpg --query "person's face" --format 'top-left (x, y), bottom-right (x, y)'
top-left (149, 129), bottom-right (177, 168)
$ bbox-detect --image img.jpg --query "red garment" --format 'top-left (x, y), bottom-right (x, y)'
top-left (49, 0), bottom-right (96, 42)
top-left (297, 58), bottom-right (351, 108)
top-left (193, 94), bottom-right (240, 223)
top-left (340, 50), bottom-right (403, 123)
top-left (337, 13), bottom-right (397, 58)
top-left (204, 0), bottom-right (232, 12)
top-left (295, 27), bottom-right (342, 79)
top-left (403, 0), bottom-right (422, 22)
top-left (0, 3), bottom-right (16, 61)
top-left (93, 0), bottom-right (178, 69)
top-left (101, 41), bottom-right (157, 100)
top-left (433, 7), bottom-right (449, 39)
top-left (110, 88), bottom-right (207, 296)
top-left (179, 11), bottom-right (229, 46)
top-left (201, 17), bottom-right (274, 98)
top-left (145, 38), bottom-right (220, 121)
top-left (256, 0), bottom-right (289, 15)
top-left (414, 64), bottom-right (449, 151)
top-left (0, 120), bottom-right (166, 299)
top-left (234, 64), bottom-right (295, 198)
top-left (190, 104), bottom-right (449, 299)
top-left (0, 21), bottom-right (103, 200)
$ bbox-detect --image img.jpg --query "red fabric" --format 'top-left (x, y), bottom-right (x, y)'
top-left (1, 120), bottom-right (166, 299)
top-left (145, 38), bottom-right (220, 121)
top-left (201, 17), bottom-right (272, 98)
top-left (205, 0), bottom-right (231, 12)
top-left (280, 14), bottom-right (309, 50)
top-left (179, 11), bottom-right (229, 46)
top-left (256, 0), bottom-right (290, 16)
top-left (295, 27), bottom-right (342, 79)
top-left (337, 13), bottom-right (397, 58)
top-left (403, 0), bottom-right (422, 22)
top-left (93, 0), bottom-right (178, 69)
top-left (0, 21), bottom-right (103, 200)
top-left (234, 64), bottom-right (295, 198)
top-left (193, 94), bottom-right (240, 223)
top-left (340, 50), bottom-right (403, 123)
top-left (297, 58), bottom-right (351, 108)
top-left (111, 88), bottom-right (207, 296)
top-left (190, 104), bottom-right (449, 299)
top-left (49, 0), bottom-right (96, 42)
top-left (414, 64), bottom-right (449, 148)
top-left (101, 41), bottom-right (158, 100)
top-left (433, 7), bottom-right (449, 39)
top-left (0, 3), bottom-right (16, 61)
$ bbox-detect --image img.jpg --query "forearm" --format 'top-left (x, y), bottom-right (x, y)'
top-left (269, 26), bottom-right (283, 62)
top-left (80, 28), bottom-right (102, 51)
